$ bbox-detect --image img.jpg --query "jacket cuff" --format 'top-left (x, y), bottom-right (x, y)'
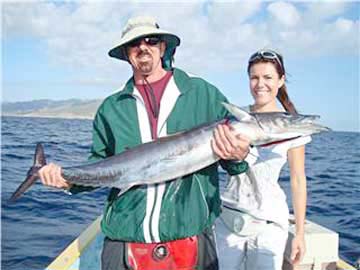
top-left (68, 185), bottom-right (96, 194)
top-left (220, 160), bottom-right (248, 176)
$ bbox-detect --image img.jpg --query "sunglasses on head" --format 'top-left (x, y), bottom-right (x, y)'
top-left (128, 36), bottom-right (162, 48)
top-left (249, 50), bottom-right (283, 71)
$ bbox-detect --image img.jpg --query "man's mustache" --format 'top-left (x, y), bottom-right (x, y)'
top-left (136, 50), bottom-right (151, 58)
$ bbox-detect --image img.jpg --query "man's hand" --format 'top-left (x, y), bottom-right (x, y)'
top-left (38, 163), bottom-right (72, 189)
top-left (211, 123), bottom-right (251, 161)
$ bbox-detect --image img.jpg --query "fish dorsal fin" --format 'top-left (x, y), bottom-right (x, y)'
top-left (222, 102), bottom-right (253, 122)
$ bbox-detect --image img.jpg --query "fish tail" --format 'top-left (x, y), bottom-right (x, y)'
top-left (9, 143), bottom-right (47, 202)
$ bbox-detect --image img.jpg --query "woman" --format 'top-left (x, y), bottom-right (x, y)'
top-left (216, 49), bottom-right (310, 270)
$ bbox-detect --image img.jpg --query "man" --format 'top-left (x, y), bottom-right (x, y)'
top-left (39, 16), bottom-right (250, 270)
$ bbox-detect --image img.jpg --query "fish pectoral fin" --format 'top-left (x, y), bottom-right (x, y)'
top-left (221, 102), bottom-right (253, 122)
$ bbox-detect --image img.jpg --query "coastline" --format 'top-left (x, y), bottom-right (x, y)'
top-left (1, 113), bottom-right (95, 120)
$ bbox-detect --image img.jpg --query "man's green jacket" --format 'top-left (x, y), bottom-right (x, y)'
top-left (71, 68), bottom-right (248, 242)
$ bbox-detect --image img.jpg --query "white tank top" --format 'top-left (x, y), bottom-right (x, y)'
top-left (221, 106), bottom-right (311, 229)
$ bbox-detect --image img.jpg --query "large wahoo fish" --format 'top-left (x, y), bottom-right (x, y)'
top-left (9, 103), bottom-right (330, 202)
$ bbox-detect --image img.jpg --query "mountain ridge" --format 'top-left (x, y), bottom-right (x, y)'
top-left (2, 99), bottom-right (103, 120)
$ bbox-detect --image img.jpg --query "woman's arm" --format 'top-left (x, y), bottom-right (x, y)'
top-left (288, 145), bottom-right (307, 265)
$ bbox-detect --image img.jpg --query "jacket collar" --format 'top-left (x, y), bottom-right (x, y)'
top-left (116, 67), bottom-right (192, 98)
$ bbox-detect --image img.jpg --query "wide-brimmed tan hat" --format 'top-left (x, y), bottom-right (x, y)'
top-left (109, 16), bottom-right (181, 61)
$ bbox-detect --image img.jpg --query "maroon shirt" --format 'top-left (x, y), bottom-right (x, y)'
top-left (135, 71), bottom-right (173, 139)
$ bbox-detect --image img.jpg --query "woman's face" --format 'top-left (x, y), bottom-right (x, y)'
top-left (248, 62), bottom-right (285, 108)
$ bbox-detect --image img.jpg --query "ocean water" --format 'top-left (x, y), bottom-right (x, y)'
top-left (1, 116), bottom-right (359, 269)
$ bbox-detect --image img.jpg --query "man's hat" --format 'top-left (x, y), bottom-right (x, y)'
top-left (109, 16), bottom-right (181, 61)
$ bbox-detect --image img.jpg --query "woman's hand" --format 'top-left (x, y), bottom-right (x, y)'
top-left (291, 234), bottom-right (306, 265)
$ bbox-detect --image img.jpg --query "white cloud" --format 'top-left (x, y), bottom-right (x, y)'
top-left (318, 18), bottom-right (360, 55)
top-left (207, 1), bottom-right (262, 28)
top-left (267, 1), bottom-right (301, 28)
top-left (2, 1), bottom-right (359, 83)
top-left (304, 1), bottom-right (349, 22)
top-left (335, 17), bottom-right (355, 33)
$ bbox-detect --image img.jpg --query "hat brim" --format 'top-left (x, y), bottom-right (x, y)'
top-left (109, 28), bottom-right (180, 61)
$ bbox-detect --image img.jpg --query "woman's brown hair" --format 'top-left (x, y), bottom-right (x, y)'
top-left (247, 51), bottom-right (298, 114)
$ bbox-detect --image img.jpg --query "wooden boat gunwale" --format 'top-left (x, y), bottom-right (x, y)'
top-left (45, 215), bottom-right (103, 270)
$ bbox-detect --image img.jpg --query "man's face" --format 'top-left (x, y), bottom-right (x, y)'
top-left (126, 36), bottom-right (166, 77)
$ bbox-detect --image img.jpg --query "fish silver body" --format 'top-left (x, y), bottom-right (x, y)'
top-left (9, 103), bottom-right (330, 201)
top-left (62, 121), bottom-right (219, 189)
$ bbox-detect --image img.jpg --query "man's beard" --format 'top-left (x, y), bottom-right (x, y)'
top-left (138, 61), bottom-right (153, 73)
top-left (137, 52), bottom-right (153, 74)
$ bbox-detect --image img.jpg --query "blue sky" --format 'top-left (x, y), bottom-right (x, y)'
top-left (2, 1), bottom-right (359, 132)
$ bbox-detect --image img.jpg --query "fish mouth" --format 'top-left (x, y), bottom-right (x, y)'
top-left (288, 122), bottom-right (332, 135)
top-left (307, 123), bottom-right (331, 132)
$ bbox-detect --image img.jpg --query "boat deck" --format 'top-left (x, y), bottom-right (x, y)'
top-left (45, 215), bottom-right (356, 270)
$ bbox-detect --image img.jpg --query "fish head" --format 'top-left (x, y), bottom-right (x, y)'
top-left (253, 112), bottom-right (331, 141)
top-left (255, 112), bottom-right (329, 133)
top-left (222, 102), bottom-right (331, 145)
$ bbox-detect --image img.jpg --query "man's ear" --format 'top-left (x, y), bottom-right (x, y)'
top-left (160, 41), bottom-right (166, 58)
top-left (123, 47), bottom-right (130, 62)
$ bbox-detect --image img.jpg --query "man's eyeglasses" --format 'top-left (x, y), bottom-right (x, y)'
top-left (128, 36), bottom-right (162, 48)
top-left (248, 50), bottom-right (283, 71)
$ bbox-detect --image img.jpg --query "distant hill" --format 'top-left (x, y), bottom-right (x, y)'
top-left (1, 99), bottom-right (103, 119)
